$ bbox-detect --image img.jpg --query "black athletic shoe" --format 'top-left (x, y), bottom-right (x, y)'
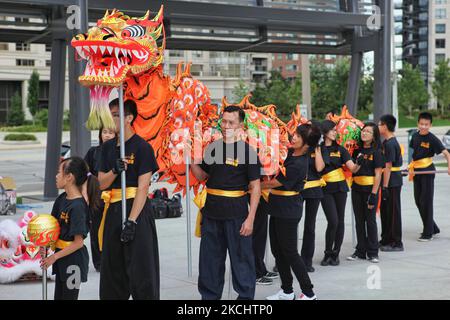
top-left (264, 271), bottom-right (279, 279)
top-left (329, 256), bottom-right (340, 266)
top-left (306, 266), bottom-right (315, 273)
top-left (320, 256), bottom-right (332, 266)
top-left (256, 276), bottom-right (273, 286)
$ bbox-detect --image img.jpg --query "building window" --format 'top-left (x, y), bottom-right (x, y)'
top-left (46, 60), bottom-right (51, 67)
top-left (419, 41), bottom-right (428, 49)
top-left (418, 56), bottom-right (427, 65)
top-left (419, 12), bottom-right (428, 21)
top-left (169, 50), bottom-right (184, 57)
top-left (45, 44), bottom-right (52, 52)
top-left (436, 39), bottom-right (446, 48)
top-left (16, 42), bottom-right (30, 51)
top-left (15, 17), bottom-right (29, 23)
top-left (435, 8), bottom-right (446, 19)
top-left (435, 0), bottom-right (447, 4)
top-left (436, 54), bottom-right (446, 63)
top-left (277, 53), bottom-right (283, 60)
top-left (16, 59), bottom-right (34, 66)
top-left (192, 51), bottom-right (202, 58)
top-left (0, 43), bottom-right (8, 50)
top-left (436, 24), bottom-right (446, 34)
top-left (285, 64), bottom-right (297, 72)
top-left (419, 27), bottom-right (428, 35)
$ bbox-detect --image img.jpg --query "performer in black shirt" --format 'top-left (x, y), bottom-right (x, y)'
top-left (84, 127), bottom-right (116, 271)
top-left (318, 120), bottom-right (359, 266)
top-left (378, 114), bottom-right (404, 251)
top-left (41, 156), bottom-right (100, 300)
top-left (347, 123), bottom-right (384, 263)
top-left (408, 112), bottom-right (450, 241)
top-left (98, 99), bottom-right (160, 300)
top-left (263, 124), bottom-right (321, 301)
top-left (191, 106), bottom-right (261, 300)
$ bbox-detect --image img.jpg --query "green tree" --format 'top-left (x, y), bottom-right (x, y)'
top-left (232, 79), bottom-right (250, 102)
top-left (431, 59), bottom-right (450, 116)
top-left (7, 92), bottom-right (24, 126)
top-left (27, 70), bottom-right (40, 116)
top-left (398, 63), bottom-right (429, 117)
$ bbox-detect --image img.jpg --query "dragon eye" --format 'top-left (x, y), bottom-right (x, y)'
top-left (122, 25), bottom-right (146, 38)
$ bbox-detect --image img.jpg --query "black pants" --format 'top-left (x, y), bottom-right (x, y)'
top-left (90, 204), bottom-right (103, 270)
top-left (300, 198), bottom-right (321, 267)
top-left (198, 216), bottom-right (255, 300)
top-left (253, 199), bottom-right (269, 278)
top-left (321, 192), bottom-right (347, 257)
top-left (380, 186), bottom-right (403, 247)
top-left (54, 272), bottom-right (80, 300)
top-left (351, 190), bottom-right (379, 258)
top-left (413, 174), bottom-right (440, 237)
top-left (269, 216), bottom-right (314, 296)
top-left (100, 199), bottom-right (160, 300)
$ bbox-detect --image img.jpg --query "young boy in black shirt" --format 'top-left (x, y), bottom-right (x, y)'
top-left (378, 114), bottom-right (404, 251)
top-left (408, 112), bottom-right (450, 241)
top-left (98, 99), bottom-right (160, 300)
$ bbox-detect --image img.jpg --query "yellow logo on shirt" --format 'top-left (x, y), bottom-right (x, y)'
top-left (60, 212), bottom-right (69, 224)
top-left (127, 153), bottom-right (135, 164)
top-left (330, 151), bottom-right (341, 157)
top-left (225, 157), bottom-right (239, 167)
top-left (363, 154), bottom-right (374, 161)
top-left (420, 142), bottom-right (430, 149)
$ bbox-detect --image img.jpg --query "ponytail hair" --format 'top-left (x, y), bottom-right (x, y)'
top-left (61, 156), bottom-right (101, 211)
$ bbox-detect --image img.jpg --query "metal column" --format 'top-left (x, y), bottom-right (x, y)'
top-left (43, 6), bottom-right (67, 199)
top-left (345, 0), bottom-right (363, 116)
top-left (373, 0), bottom-right (392, 121)
top-left (69, 0), bottom-right (91, 157)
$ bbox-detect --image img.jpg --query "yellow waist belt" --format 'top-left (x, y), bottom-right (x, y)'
top-left (303, 179), bottom-right (327, 190)
top-left (55, 239), bottom-right (73, 250)
top-left (270, 189), bottom-right (300, 196)
top-left (322, 168), bottom-right (346, 183)
top-left (194, 188), bottom-right (247, 238)
top-left (407, 157), bottom-right (433, 181)
top-left (391, 167), bottom-right (401, 172)
top-left (353, 176), bottom-right (375, 186)
top-left (99, 187), bottom-right (138, 251)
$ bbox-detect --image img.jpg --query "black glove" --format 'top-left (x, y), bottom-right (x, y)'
top-left (367, 193), bottom-right (378, 207)
top-left (112, 158), bottom-right (126, 174)
top-left (381, 187), bottom-right (389, 202)
top-left (356, 153), bottom-right (365, 166)
top-left (120, 219), bottom-right (137, 243)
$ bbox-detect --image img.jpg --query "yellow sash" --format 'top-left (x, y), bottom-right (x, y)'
top-left (322, 168), bottom-right (346, 183)
top-left (194, 188), bottom-right (247, 238)
top-left (55, 239), bottom-right (73, 250)
top-left (353, 176), bottom-right (375, 186)
top-left (391, 167), bottom-right (401, 172)
top-left (407, 157), bottom-right (433, 181)
top-left (303, 179), bottom-right (327, 190)
top-left (270, 189), bottom-right (300, 196)
top-left (99, 187), bottom-right (138, 251)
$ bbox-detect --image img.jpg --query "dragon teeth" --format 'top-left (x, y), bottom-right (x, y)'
top-left (115, 47), bottom-right (121, 58)
top-left (92, 45), bottom-right (98, 53)
top-left (121, 48), bottom-right (128, 57)
top-left (100, 46), bottom-right (106, 54)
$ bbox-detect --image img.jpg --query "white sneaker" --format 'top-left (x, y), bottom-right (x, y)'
top-left (266, 290), bottom-right (295, 300)
top-left (297, 293), bottom-right (317, 300)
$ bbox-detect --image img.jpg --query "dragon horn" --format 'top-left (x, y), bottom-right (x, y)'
top-left (152, 5), bottom-right (164, 22)
top-left (141, 10), bottom-right (150, 20)
top-left (103, 9), bottom-right (109, 18)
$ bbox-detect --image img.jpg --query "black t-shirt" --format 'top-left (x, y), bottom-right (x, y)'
top-left (99, 134), bottom-right (159, 189)
top-left (200, 139), bottom-right (261, 219)
top-left (409, 131), bottom-right (445, 172)
top-left (382, 137), bottom-right (403, 187)
top-left (51, 193), bottom-right (89, 282)
top-left (301, 149), bottom-right (324, 199)
top-left (84, 146), bottom-right (101, 177)
top-left (352, 146), bottom-right (385, 192)
top-left (320, 144), bottom-right (351, 194)
top-left (269, 151), bottom-right (307, 219)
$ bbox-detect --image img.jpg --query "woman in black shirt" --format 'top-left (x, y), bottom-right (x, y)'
top-left (262, 124), bottom-right (321, 301)
top-left (41, 156), bottom-right (100, 300)
top-left (318, 120), bottom-right (359, 266)
top-left (347, 122), bottom-right (384, 263)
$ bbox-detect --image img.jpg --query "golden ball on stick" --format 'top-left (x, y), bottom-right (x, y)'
top-left (27, 214), bottom-right (60, 248)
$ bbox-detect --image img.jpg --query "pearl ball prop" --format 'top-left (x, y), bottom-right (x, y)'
top-left (27, 214), bottom-right (60, 248)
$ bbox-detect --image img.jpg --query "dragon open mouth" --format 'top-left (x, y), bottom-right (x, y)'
top-left (73, 41), bottom-right (150, 86)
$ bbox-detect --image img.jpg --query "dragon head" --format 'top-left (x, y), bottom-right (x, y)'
top-left (71, 6), bottom-right (165, 129)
